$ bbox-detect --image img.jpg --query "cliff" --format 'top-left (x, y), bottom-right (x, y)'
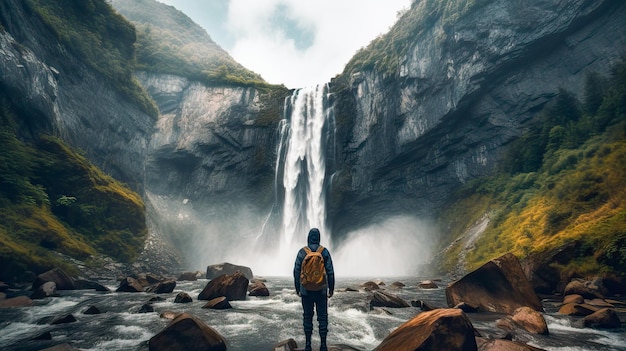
top-left (328, 0), bottom-right (626, 236)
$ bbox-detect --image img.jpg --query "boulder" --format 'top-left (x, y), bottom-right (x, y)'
top-left (476, 337), bottom-right (546, 351)
top-left (198, 271), bottom-right (249, 301)
top-left (563, 279), bottom-right (604, 299)
top-left (562, 294), bottom-right (584, 305)
top-left (273, 338), bottom-right (298, 350)
top-left (0, 296), bottom-right (33, 308)
top-left (558, 303), bottom-right (598, 316)
top-left (453, 302), bottom-right (479, 313)
top-left (32, 267), bottom-right (75, 290)
top-left (116, 277), bottom-right (145, 292)
top-left (202, 296), bottom-right (232, 310)
top-left (411, 300), bottom-right (439, 311)
top-left (51, 314), bottom-right (77, 325)
top-left (74, 279), bottom-right (110, 292)
top-left (146, 279), bottom-right (177, 294)
top-left (585, 298), bottom-right (614, 307)
top-left (148, 313), bottom-right (227, 351)
top-left (82, 305), bottom-right (101, 315)
top-left (31, 281), bottom-right (57, 299)
top-left (32, 331), bottom-right (52, 340)
top-left (374, 309), bottom-right (478, 351)
top-left (511, 307), bottom-right (549, 335)
top-left (138, 304), bottom-right (154, 313)
top-left (446, 253), bottom-right (543, 314)
top-left (177, 271), bottom-right (200, 281)
top-left (390, 282), bottom-right (405, 289)
top-left (206, 262), bottom-right (253, 280)
top-left (419, 280), bottom-right (439, 289)
top-left (370, 291), bottom-right (410, 309)
top-left (581, 308), bottom-right (622, 329)
top-left (361, 281), bottom-right (380, 291)
top-left (174, 292), bottom-right (193, 303)
top-left (248, 281), bottom-right (270, 297)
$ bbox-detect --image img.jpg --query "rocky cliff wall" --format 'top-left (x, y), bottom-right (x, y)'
top-left (329, 0), bottom-right (626, 236)
top-left (0, 0), bottom-right (152, 192)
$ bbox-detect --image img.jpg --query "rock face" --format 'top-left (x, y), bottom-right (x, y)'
top-left (446, 253), bottom-right (543, 314)
top-left (148, 313), bottom-right (227, 351)
top-left (374, 309), bottom-right (477, 351)
top-left (328, 0), bottom-right (626, 236)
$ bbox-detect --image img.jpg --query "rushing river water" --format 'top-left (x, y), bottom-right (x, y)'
top-left (0, 277), bottom-right (624, 351)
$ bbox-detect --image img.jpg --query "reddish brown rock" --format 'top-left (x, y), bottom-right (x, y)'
top-left (373, 309), bottom-right (478, 351)
top-left (0, 295), bottom-right (33, 308)
top-left (198, 271), bottom-right (249, 301)
top-left (582, 308), bottom-right (622, 329)
top-left (511, 306), bottom-right (549, 335)
top-left (116, 277), bottom-right (145, 292)
top-left (370, 290), bottom-right (410, 309)
top-left (419, 280), bottom-right (439, 289)
top-left (361, 281), bottom-right (380, 291)
top-left (202, 296), bottom-right (232, 309)
top-left (248, 281), bottom-right (270, 297)
top-left (33, 267), bottom-right (75, 290)
top-left (177, 272), bottom-right (199, 281)
top-left (146, 279), bottom-right (177, 294)
top-left (558, 303), bottom-right (599, 316)
top-left (174, 292), bottom-right (193, 303)
top-left (446, 253), bottom-right (543, 314)
top-left (148, 313), bottom-right (226, 351)
top-left (206, 263), bottom-right (253, 280)
top-left (476, 337), bottom-right (546, 350)
top-left (563, 279), bottom-right (604, 299)
top-left (562, 294), bottom-right (584, 304)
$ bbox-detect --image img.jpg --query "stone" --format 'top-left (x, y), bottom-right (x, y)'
top-left (511, 306), bottom-right (549, 335)
top-left (206, 262), bottom-right (253, 280)
top-left (177, 272), bottom-right (199, 281)
top-left (74, 279), bottom-right (110, 292)
top-left (202, 296), bottom-right (232, 310)
top-left (198, 271), bottom-right (249, 301)
top-left (146, 279), bottom-right (177, 294)
top-left (174, 292), bottom-right (193, 303)
top-left (453, 302), bottom-right (479, 313)
top-left (582, 308), bottom-right (622, 329)
top-left (138, 304), bottom-right (155, 313)
top-left (31, 281), bottom-right (57, 299)
top-left (160, 311), bottom-right (181, 320)
top-left (558, 303), bottom-right (598, 316)
top-left (149, 313), bottom-right (227, 351)
top-left (248, 281), bottom-right (270, 297)
top-left (563, 279), bottom-right (604, 299)
top-left (374, 309), bottom-right (478, 351)
top-left (116, 277), bottom-right (145, 292)
top-left (476, 337), bottom-right (546, 351)
top-left (562, 294), bottom-right (584, 304)
top-left (32, 331), bottom-right (52, 340)
top-left (419, 280), bottom-right (439, 289)
top-left (584, 298), bottom-right (614, 307)
top-left (273, 338), bottom-right (298, 351)
top-left (361, 281), bottom-right (380, 291)
top-left (51, 314), bottom-right (77, 325)
top-left (446, 253), bottom-right (543, 314)
top-left (370, 290), bottom-right (410, 309)
top-left (0, 295), bottom-right (33, 308)
top-left (82, 305), bottom-right (101, 315)
top-left (390, 281), bottom-right (405, 288)
top-left (32, 268), bottom-right (75, 291)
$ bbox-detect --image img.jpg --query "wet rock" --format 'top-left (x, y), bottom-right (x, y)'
top-left (82, 305), bottom-right (102, 315)
top-left (206, 262), bottom-right (253, 280)
top-left (274, 338), bottom-right (298, 350)
top-left (558, 303), bottom-right (598, 316)
top-left (248, 280), bottom-right (270, 297)
top-left (476, 337), bottom-right (546, 351)
top-left (202, 296), bottom-right (232, 310)
top-left (198, 271), bottom-right (249, 301)
top-left (138, 303), bottom-right (155, 313)
top-left (51, 314), bottom-right (77, 325)
top-left (31, 281), bottom-right (57, 299)
top-left (177, 271), bottom-right (200, 281)
top-left (33, 267), bottom-right (75, 291)
top-left (584, 298), bottom-right (614, 308)
top-left (374, 308), bottom-right (478, 351)
top-left (174, 292), bottom-right (193, 303)
top-left (563, 279), bottom-right (605, 299)
top-left (74, 279), bottom-right (110, 292)
top-left (446, 253), bottom-right (543, 314)
top-left (116, 277), bottom-right (145, 292)
top-left (370, 290), bottom-right (410, 309)
top-left (149, 312), bottom-right (227, 351)
top-left (146, 279), bottom-right (176, 294)
top-left (419, 280), bottom-right (439, 289)
top-left (511, 306), bottom-right (549, 335)
top-left (32, 331), bottom-right (52, 340)
top-left (411, 300), bottom-right (439, 311)
top-left (581, 308), bottom-right (622, 329)
top-left (453, 302), bottom-right (479, 313)
top-left (361, 281), bottom-right (380, 291)
top-left (562, 294), bottom-right (584, 304)
top-left (0, 296), bottom-right (33, 308)
top-left (160, 311), bottom-right (181, 320)
top-left (390, 281), bottom-right (405, 289)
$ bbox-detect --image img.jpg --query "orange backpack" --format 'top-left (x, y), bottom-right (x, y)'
top-left (300, 246), bottom-right (327, 291)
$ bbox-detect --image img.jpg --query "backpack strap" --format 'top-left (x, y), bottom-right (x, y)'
top-left (316, 245), bottom-right (324, 253)
top-left (303, 246), bottom-right (311, 254)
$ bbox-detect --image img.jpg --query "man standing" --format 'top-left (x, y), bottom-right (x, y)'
top-left (294, 228), bottom-right (335, 351)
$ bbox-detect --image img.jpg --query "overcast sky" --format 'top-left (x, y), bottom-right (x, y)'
top-left (157, 0), bottom-right (411, 89)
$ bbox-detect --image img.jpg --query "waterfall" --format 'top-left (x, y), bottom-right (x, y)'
top-left (278, 84), bottom-right (332, 258)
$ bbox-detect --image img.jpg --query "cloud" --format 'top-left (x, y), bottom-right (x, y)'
top-left (159, 0), bottom-right (410, 88)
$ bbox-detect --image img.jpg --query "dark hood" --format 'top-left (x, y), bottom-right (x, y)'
top-left (307, 228), bottom-right (320, 246)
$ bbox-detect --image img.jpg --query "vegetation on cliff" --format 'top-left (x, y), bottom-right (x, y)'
top-left (0, 100), bottom-right (148, 283)
top-left (439, 61), bottom-right (626, 280)
top-left (25, 0), bottom-right (158, 118)
top-left (112, 0), bottom-right (274, 89)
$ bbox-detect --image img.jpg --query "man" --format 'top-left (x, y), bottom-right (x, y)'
top-left (293, 228), bottom-right (335, 351)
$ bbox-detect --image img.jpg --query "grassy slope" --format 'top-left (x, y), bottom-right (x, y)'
top-left (112, 0), bottom-right (273, 89)
top-left (0, 101), bottom-right (147, 283)
top-left (438, 62), bottom-right (626, 279)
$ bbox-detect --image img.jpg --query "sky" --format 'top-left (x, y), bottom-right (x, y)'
top-left (158, 0), bottom-right (411, 89)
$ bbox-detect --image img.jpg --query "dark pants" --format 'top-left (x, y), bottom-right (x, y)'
top-left (301, 290), bottom-right (328, 337)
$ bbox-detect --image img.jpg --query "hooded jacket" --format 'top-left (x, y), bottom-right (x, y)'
top-left (293, 228), bottom-right (335, 296)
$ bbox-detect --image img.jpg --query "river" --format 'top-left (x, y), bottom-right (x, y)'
top-left (0, 277), bottom-right (624, 350)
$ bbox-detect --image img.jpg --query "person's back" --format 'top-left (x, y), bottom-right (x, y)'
top-left (293, 228), bottom-right (335, 351)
